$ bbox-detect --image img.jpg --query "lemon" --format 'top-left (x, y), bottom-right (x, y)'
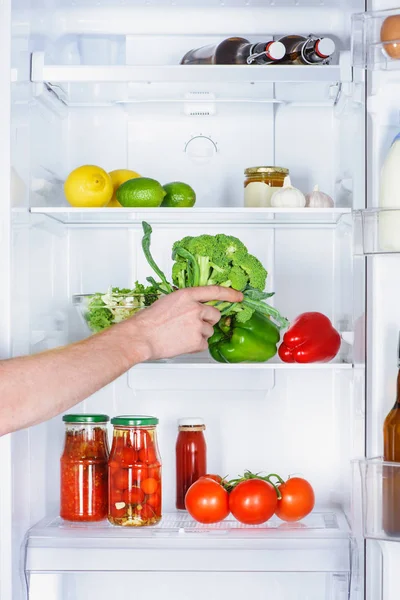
top-left (65, 165), bottom-right (113, 208)
top-left (108, 169), bottom-right (141, 207)
top-left (116, 177), bottom-right (166, 208)
top-left (161, 181), bottom-right (196, 208)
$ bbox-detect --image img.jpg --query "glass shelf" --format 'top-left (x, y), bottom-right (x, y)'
top-left (28, 207), bottom-right (351, 227)
top-left (355, 458), bottom-right (400, 542)
top-left (352, 8), bottom-right (400, 71)
top-left (25, 510), bottom-right (351, 574)
top-left (127, 355), bottom-right (353, 391)
top-left (354, 209), bottom-right (400, 255)
top-left (31, 53), bottom-right (344, 85)
top-left (29, 51), bottom-right (348, 106)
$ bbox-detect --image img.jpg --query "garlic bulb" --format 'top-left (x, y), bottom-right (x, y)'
top-left (270, 175), bottom-right (306, 208)
top-left (305, 185), bottom-right (334, 208)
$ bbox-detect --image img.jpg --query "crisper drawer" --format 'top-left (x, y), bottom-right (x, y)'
top-left (27, 572), bottom-right (350, 600)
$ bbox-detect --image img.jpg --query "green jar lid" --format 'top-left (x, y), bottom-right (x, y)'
top-left (111, 415), bottom-right (159, 426)
top-left (62, 414), bottom-right (110, 423)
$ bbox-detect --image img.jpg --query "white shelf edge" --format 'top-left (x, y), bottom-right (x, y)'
top-left (134, 361), bottom-right (353, 370)
top-left (28, 207), bottom-right (352, 215)
top-left (24, 207), bottom-right (352, 227)
top-left (31, 52), bottom-right (344, 85)
top-left (25, 510), bottom-right (351, 573)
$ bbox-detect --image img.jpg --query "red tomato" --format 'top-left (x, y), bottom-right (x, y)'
top-left (123, 486), bottom-right (145, 505)
top-left (131, 465), bottom-right (147, 485)
top-left (229, 479), bottom-right (278, 525)
top-left (202, 474), bottom-right (223, 484)
top-left (185, 477), bottom-right (229, 524)
top-left (146, 492), bottom-right (161, 509)
top-left (275, 477), bottom-right (315, 522)
top-left (113, 468), bottom-right (130, 491)
top-left (133, 429), bottom-right (152, 451)
top-left (121, 447), bottom-right (138, 465)
top-left (141, 477), bottom-right (159, 495)
top-left (147, 465), bottom-right (161, 480)
top-left (139, 446), bottom-right (157, 464)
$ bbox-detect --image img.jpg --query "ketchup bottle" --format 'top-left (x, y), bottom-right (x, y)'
top-left (176, 418), bottom-right (207, 510)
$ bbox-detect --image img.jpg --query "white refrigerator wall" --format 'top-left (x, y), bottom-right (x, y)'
top-left (6, 1), bottom-right (369, 599)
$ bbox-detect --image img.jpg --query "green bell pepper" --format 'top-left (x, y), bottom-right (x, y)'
top-left (208, 311), bottom-right (281, 363)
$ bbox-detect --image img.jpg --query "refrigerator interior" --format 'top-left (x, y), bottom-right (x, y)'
top-left (4, 0), bottom-right (388, 598)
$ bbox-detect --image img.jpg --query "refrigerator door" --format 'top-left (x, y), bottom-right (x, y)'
top-left (353, 1), bottom-right (400, 599)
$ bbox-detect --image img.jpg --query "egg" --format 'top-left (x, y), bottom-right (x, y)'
top-left (381, 15), bottom-right (400, 59)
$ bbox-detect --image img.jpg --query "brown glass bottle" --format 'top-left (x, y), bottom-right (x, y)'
top-left (383, 340), bottom-right (400, 535)
top-left (278, 35), bottom-right (335, 65)
top-left (180, 37), bottom-right (285, 65)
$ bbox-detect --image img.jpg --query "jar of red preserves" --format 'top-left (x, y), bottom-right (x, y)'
top-left (176, 418), bottom-right (207, 510)
top-left (108, 415), bottom-right (162, 526)
top-left (60, 414), bottom-right (110, 522)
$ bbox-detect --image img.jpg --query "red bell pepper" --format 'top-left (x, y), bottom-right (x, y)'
top-left (278, 312), bottom-right (341, 363)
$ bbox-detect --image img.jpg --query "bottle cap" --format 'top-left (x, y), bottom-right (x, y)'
top-left (178, 417), bottom-right (205, 426)
top-left (315, 38), bottom-right (336, 58)
top-left (267, 41), bottom-right (286, 61)
top-left (111, 415), bottom-right (159, 426)
top-left (63, 414), bottom-right (110, 423)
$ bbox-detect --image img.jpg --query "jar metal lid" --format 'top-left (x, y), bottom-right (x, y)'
top-left (63, 414), bottom-right (110, 423)
top-left (178, 417), bottom-right (205, 427)
top-left (111, 415), bottom-right (159, 426)
top-left (244, 166), bottom-right (289, 175)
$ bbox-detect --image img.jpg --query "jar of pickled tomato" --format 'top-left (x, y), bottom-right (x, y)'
top-left (108, 415), bottom-right (162, 527)
top-left (60, 414), bottom-right (110, 522)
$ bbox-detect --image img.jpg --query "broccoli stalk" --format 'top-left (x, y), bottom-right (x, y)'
top-left (142, 222), bottom-right (174, 294)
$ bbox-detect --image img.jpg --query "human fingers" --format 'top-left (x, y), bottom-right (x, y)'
top-left (200, 305), bottom-right (222, 326)
top-left (186, 285), bottom-right (244, 304)
top-left (201, 322), bottom-right (215, 340)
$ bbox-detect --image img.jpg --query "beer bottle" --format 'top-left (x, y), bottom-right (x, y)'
top-left (383, 335), bottom-right (400, 535)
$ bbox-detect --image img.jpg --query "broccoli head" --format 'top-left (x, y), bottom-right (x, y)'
top-left (240, 254), bottom-right (267, 291)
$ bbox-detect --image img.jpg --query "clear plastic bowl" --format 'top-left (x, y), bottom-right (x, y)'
top-left (73, 291), bottom-right (159, 334)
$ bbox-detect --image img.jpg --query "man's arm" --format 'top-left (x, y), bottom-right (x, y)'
top-left (0, 286), bottom-right (242, 436)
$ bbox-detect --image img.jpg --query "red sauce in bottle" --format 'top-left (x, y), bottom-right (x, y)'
top-left (176, 418), bottom-right (207, 510)
top-left (60, 414), bottom-right (110, 522)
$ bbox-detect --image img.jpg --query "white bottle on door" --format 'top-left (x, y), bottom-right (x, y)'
top-left (379, 133), bottom-right (400, 251)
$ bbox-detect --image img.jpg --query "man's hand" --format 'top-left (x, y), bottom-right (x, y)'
top-left (130, 286), bottom-right (243, 361)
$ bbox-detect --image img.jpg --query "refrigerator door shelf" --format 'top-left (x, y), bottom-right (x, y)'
top-left (355, 458), bottom-right (400, 543)
top-left (354, 209), bottom-right (400, 255)
top-left (28, 207), bottom-right (352, 227)
top-left (25, 510), bottom-right (351, 574)
top-left (352, 9), bottom-right (400, 71)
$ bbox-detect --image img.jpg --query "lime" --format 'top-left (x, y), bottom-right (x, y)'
top-left (108, 169), bottom-right (141, 207)
top-left (116, 177), bottom-right (166, 208)
top-left (64, 165), bottom-right (113, 208)
top-left (161, 182), bottom-right (196, 208)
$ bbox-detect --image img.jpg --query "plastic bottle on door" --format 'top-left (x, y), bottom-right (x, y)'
top-left (379, 133), bottom-right (400, 251)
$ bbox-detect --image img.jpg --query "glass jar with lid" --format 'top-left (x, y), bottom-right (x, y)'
top-left (244, 166), bottom-right (289, 207)
top-left (176, 418), bottom-right (207, 510)
top-left (108, 415), bottom-right (162, 527)
top-left (60, 414), bottom-right (110, 522)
